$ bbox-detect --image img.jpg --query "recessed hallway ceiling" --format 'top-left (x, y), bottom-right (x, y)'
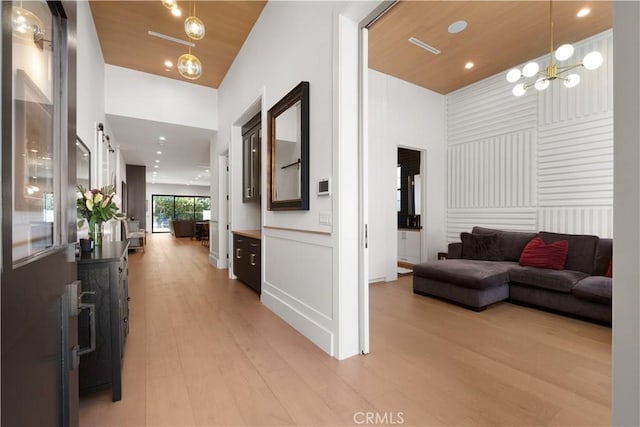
top-left (89, 1), bottom-right (267, 89)
top-left (368, 1), bottom-right (613, 94)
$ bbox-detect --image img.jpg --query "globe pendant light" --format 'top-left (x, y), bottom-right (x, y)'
top-left (12, 6), bottom-right (45, 42)
top-left (185, 16), bottom-right (205, 40)
top-left (161, 0), bottom-right (177, 9)
top-left (178, 48), bottom-right (202, 80)
top-left (506, 0), bottom-right (603, 96)
top-left (184, 2), bottom-right (205, 40)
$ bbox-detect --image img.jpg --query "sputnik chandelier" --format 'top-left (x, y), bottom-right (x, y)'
top-left (506, 0), bottom-right (603, 97)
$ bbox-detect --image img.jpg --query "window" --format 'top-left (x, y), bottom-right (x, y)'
top-left (152, 195), bottom-right (211, 233)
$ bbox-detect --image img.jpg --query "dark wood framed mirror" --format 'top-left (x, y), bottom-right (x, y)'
top-left (267, 81), bottom-right (310, 211)
top-left (76, 136), bottom-right (91, 190)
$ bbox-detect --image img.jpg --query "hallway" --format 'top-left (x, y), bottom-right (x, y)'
top-left (80, 234), bottom-right (611, 426)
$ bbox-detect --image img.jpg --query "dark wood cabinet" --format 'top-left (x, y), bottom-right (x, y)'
top-left (233, 231), bottom-right (261, 293)
top-left (77, 241), bottom-right (129, 401)
top-left (125, 164), bottom-right (146, 230)
top-left (242, 112), bottom-right (261, 203)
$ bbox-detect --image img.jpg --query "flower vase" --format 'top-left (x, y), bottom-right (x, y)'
top-left (91, 222), bottom-right (103, 247)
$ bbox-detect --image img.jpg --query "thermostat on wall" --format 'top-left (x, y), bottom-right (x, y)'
top-left (318, 178), bottom-right (331, 196)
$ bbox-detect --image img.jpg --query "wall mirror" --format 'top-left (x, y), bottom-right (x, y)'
top-left (76, 137), bottom-right (91, 190)
top-left (267, 81), bottom-right (310, 210)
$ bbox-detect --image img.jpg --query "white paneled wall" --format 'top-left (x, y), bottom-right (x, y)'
top-left (446, 30), bottom-right (613, 241)
top-left (447, 132), bottom-right (535, 209)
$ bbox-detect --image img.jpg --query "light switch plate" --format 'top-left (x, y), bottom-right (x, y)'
top-left (319, 211), bottom-right (331, 225)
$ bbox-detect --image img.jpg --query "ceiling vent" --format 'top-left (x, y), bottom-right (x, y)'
top-left (147, 30), bottom-right (195, 47)
top-left (408, 37), bottom-right (441, 55)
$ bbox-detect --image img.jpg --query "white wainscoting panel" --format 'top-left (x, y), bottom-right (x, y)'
top-left (447, 208), bottom-right (538, 242)
top-left (446, 30), bottom-right (613, 240)
top-left (538, 113), bottom-right (613, 206)
top-left (538, 207), bottom-right (613, 238)
top-left (447, 75), bottom-right (537, 146)
top-left (447, 132), bottom-right (535, 209)
top-left (261, 228), bottom-right (334, 355)
top-left (538, 33), bottom-right (613, 125)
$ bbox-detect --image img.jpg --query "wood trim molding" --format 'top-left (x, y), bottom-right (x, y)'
top-left (263, 225), bottom-right (331, 236)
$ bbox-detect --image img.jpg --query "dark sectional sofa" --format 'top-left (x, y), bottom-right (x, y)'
top-left (413, 226), bottom-right (612, 324)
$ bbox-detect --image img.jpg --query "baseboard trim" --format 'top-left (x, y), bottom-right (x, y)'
top-left (261, 289), bottom-right (334, 357)
top-left (208, 253), bottom-right (226, 269)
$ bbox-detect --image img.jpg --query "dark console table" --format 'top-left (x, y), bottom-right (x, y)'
top-left (77, 241), bottom-right (129, 401)
top-left (233, 230), bottom-right (261, 294)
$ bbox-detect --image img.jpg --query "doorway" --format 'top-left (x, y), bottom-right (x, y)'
top-left (397, 147), bottom-right (423, 272)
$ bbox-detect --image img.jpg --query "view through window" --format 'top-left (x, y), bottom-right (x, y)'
top-left (152, 195), bottom-right (211, 233)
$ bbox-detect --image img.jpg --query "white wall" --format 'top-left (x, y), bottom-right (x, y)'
top-left (446, 30), bottom-right (613, 241)
top-left (104, 65), bottom-right (218, 131)
top-left (215, 1), bottom-right (376, 359)
top-left (612, 2), bottom-right (640, 425)
top-left (368, 69), bottom-right (445, 282)
top-left (76, 0), bottom-right (105, 168)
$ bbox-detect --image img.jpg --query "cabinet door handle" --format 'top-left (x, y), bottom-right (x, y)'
top-left (78, 303), bottom-right (96, 356)
top-left (250, 253), bottom-right (256, 266)
top-left (236, 248), bottom-right (242, 258)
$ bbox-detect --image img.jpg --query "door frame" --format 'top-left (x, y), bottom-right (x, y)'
top-left (357, 1), bottom-right (397, 355)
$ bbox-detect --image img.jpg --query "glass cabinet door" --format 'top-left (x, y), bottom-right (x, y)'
top-left (11, 1), bottom-right (60, 264)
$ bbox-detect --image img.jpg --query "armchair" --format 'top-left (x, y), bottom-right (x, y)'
top-left (123, 219), bottom-right (145, 252)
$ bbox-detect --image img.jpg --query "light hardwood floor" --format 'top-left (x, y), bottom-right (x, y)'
top-left (79, 234), bottom-right (611, 426)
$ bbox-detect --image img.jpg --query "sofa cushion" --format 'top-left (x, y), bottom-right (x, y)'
top-left (573, 276), bottom-right (612, 305)
top-left (461, 232), bottom-right (503, 261)
top-left (593, 238), bottom-right (613, 276)
top-left (606, 259), bottom-right (612, 278)
top-left (508, 266), bottom-right (588, 293)
top-left (413, 260), bottom-right (514, 290)
top-left (538, 231), bottom-right (599, 275)
top-left (472, 227), bottom-right (537, 262)
top-left (519, 237), bottom-right (568, 270)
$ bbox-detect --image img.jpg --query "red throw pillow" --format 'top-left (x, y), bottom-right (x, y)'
top-left (519, 237), bottom-right (569, 270)
top-left (606, 259), bottom-right (612, 277)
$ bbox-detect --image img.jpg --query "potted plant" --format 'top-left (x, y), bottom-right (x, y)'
top-left (77, 185), bottom-right (124, 248)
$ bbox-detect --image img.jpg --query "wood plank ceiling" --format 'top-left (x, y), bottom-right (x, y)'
top-left (368, 1), bottom-right (613, 94)
top-left (89, 1), bottom-right (267, 89)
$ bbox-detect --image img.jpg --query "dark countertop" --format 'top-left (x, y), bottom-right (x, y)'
top-left (77, 241), bottom-right (129, 264)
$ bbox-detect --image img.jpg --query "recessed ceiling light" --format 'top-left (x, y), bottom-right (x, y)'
top-left (448, 20), bottom-right (467, 34)
top-left (171, 6), bottom-right (182, 17)
top-left (154, 165), bottom-right (159, 169)
top-left (159, 136), bottom-right (166, 141)
top-left (465, 62), bottom-right (474, 69)
top-left (577, 8), bottom-right (591, 17)
top-left (155, 159), bottom-right (160, 163)
top-left (156, 151), bottom-right (162, 155)
top-left (164, 60), bottom-right (173, 68)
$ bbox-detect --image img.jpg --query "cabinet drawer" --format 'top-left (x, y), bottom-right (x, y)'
top-left (233, 234), bottom-right (261, 294)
